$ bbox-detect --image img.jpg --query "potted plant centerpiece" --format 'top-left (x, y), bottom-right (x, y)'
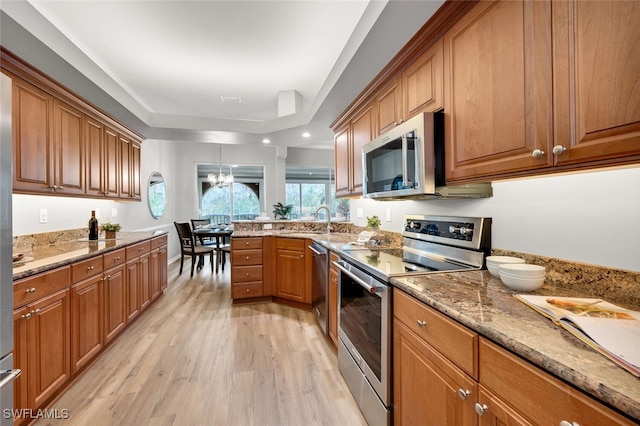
top-left (366, 215), bottom-right (381, 230)
top-left (100, 223), bottom-right (121, 239)
top-left (272, 202), bottom-right (294, 220)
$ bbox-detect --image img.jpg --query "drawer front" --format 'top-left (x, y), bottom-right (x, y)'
top-left (14, 266), bottom-right (70, 308)
top-left (103, 248), bottom-right (125, 269)
top-left (479, 338), bottom-right (636, 425)
top-left (126, 240), bottom-right (151, 260)
top-left (232, 237), bottom-right (263, 250)
top-left (394, 288), bottom-right (478, 378)
top-left (275, 237), bottom-right (305, 251)
top-left (151, 234), bottom-right (168, 249)
top-left (232, 249), bottom-right (263, 266)
top-left (71, 256), bottom-right (104, 283)
top-left (231, 282), bottom-right (264, 299)
top-left (231, 265), bottom-right (263, 283)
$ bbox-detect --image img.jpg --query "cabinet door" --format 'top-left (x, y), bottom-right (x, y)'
top-left (85, 116), bottom-right (104, 197)
top-left (149, 248), bottom-right (161, 301)
top-left (12, 77), bottom-right (53, 193)
top-left (394, 320), bottom-right (477, 426)
top-left (402, 39), bottom-right (443, 118)
top-left (104, 264), bottom-right (126, 344)
top-left (552, 1), bottom-right (640, 166)
top-left (159, 245), bottom-right (168, 291)
top-left (350, 103), bottom-right (374, 196)
top-left (119, 135), bottom-right (132, 199)
top-left (131, 141), bottom-right (141, 200)
top-left (444, 0), bottom-right (553, 181)
top-left (377, 77), bottom-right (403, 134)
top-left (70, 275), bottom-right (102, 374)
top-left (334, 125), bottom-right (351, 197)
top-left (126, 261), bottom-right (140, 323)
top-left (138, 254), bottom-right (151, 311)
top-left (53, 100), bottom-right (84, 195)
top-left (275, 239), bottom-right (308, 303)
top-left (28, 289), bottom-right (70, 409)
top-left (13, 308), bottom-right (29, 413)
top-left (104, 126), bottom-right (120, 198)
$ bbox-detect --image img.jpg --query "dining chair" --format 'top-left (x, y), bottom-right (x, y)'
top-left (174, 222), bottom-right (215, 277)
top-left (191, 219), bottom-right (216, 246)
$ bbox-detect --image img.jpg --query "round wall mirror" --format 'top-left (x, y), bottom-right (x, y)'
top-left (148, 171), bottom-right (166, 219)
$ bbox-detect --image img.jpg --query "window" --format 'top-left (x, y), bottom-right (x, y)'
top-left (201, 182), bottom-right (260, 223)
top-left (285, 167), bottom-right (346, 220)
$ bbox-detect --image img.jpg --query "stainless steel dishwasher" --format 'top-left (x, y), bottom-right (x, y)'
top-left (309, 242), bottom-right (328, 334)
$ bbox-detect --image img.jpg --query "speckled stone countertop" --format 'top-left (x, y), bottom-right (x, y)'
top-left (392, 271), bottom-right (640, 422)
top-left (12, 231), bottom-right (167, 281)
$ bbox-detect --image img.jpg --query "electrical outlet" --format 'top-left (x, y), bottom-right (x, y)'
top-left (386, 208), bottom-right (392, 222)
top-left (357, 208), bottom-right (364, 218)
top-left (39, 208), bottom-right (48, 223)
top-left (111, 208), bottom-right (118, 218)
top-left (263, 223), bottom-right (273, 230)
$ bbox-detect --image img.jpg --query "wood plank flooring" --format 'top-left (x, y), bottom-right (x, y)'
top-left (36, 261), bottom-right (367, 426)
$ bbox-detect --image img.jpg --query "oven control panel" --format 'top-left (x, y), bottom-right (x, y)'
top-left (403, 215), bottom-right (492, 251)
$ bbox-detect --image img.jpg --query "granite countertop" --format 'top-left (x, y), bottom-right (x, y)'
top-left (12, 231), bottom-right (167, 281)
top-left (392, 271), bottom-right (640, 422)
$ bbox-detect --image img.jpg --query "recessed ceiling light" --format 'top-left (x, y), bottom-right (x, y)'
top-left (262, 139), bottom-right (271, 144)
top-left (220, 96), bottom-right (242, 103)
top-left (302, 132), bottom-right (311, 138)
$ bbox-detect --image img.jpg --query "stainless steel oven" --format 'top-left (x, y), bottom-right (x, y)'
top-left (335, 215), bottom-right (491, 426)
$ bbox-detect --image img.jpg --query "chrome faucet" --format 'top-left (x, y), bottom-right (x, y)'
top-left (315, 205), bottom-right (331, 234)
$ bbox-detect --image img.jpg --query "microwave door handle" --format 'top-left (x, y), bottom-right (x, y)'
top-left (401, 134), bottom-right (408, 188)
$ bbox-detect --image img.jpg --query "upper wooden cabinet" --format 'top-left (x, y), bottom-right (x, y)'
top-left (444, 0), bottom-right (554, 182)
top-left (376, 77), bottom-right (403, 134)
top-left (402, 39), bottom-right (443, 119)
top-left (2, 48), bottom-right (143, 201)
top-left (551, 0), bottom-right (640, 167)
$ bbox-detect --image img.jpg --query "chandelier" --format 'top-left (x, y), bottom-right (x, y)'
top-left (207, 144), bottom-right (234, 188)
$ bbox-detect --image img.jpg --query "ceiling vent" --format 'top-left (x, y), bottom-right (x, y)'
top-left (220, 96), bottom-right (242, 103)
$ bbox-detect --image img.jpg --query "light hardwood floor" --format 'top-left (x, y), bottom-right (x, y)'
top-left (36, 260), bottom-right (367, 426)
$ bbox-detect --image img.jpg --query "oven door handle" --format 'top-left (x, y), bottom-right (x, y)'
top-left (333, 260), bottom-right (386, 295)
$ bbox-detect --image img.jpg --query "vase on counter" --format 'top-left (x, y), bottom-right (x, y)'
top-left (105, 230), bottom-right (116, 240)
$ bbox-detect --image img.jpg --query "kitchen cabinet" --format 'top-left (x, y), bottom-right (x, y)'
top-left (70, 256), bottom-right (104, 374)
top-left (274, 238), bottom-right (311, 304)
top-left (393, 289), bottom-right (478, 425)
top-left (551, 0), bottom-right (640, 167)
top-left (103, 249), bottom-right (127, 345)
top-left (2, 49), bottom-right (143, 201)
top-left (444, 0), bottom-right (554, 182)
top-left (401, 38), bottom-right (443, 119)
top-left (150, 235), bottom-right (168, 299)
top-left (376, 77), bottom-right (402, 134)
top-left (328, 251), bottom-right (339, 348)
top-left (85, 119), bottom-right (121, 199)
top-left (334, 125), bottom-right (351, 197)
top-left (13, 267), bottom-right (71, 425)
top-left (231, 237), bottom-right (265, 300)
top-left (393, 288), bottom-right (635, 425)
top-left (126, 240), bottom-right (151, 321)
top-left (477, 338), bottom-right (635, 426)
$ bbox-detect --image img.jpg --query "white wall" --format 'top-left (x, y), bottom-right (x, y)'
top-left (350, 166), bottom-right (640, 272)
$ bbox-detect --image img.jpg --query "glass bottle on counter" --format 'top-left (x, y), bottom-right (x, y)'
top-left (88, 210), bottom-right (99, 240)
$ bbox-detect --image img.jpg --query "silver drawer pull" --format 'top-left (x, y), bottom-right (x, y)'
top-left (87, 265), bottom-right (95, 270)
top-left (26, 288), bottom-right (36, 294)
top-left (457, 389), bottom-right (471, 400)
top-left (416, 320), bottom-right (426, 328)
top-left (560, 422), bottom-right (580, 426)
top-left (474, 403), bottom-right (489, 416)
top-left (21, 313), bottom-right (31, 320)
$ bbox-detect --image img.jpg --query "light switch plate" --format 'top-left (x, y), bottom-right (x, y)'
top-left (385, 208), bottom-right (391, 222)
top-left (111, 208), bottom-right (118, 218)
top-left (39, 208), bottom-right (47, 223)
top-left (357, 208), bottom-right (364, 218)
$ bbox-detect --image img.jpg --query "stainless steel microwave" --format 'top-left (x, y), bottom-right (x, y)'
top-left (362, 112), bottom-right (492, 200)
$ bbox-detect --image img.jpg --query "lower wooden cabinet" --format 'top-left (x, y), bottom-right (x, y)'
top-left (103, 263), bottom-right (126, 345)
top-left (231, 237), bottom-right (264, 299)
top-left (274, 238), bottom-right (310, 304)
top-left (393, 288), bottom-right (636, 425)
top-left (71, 275), bottom-right (103, 374)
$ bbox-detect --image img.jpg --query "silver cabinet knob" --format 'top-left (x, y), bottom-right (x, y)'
top-left (457, 389), bottom-right (471, 400)
top-left (559, 422), bottom-right (580, 426)
top-left (26, 288), bottom-right (36, 294)
top-left (474, 403), bottom-right (489, 416)
top-left (416, 320), bottom-right (426, 328)
top-left (21, 312), bottom-right (32, 320)
top-left (532, 149), bottom-right (545, 158)
top-left (552, 145), bottom-right (567, 155)
top-left (246, 256), bottom-right (250, 260)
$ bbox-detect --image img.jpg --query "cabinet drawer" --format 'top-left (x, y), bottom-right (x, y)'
top-left (126, 240), bottom-right (151, 260)
top-left (232, 237), bottom-right (263, 250)
top-left (231, 265), bottom-right (263, 283)
top-left (151, 234), bottom-right (168, 249)
top-left (275, 238), bottom-right (305, 251)
top-left (231, 282), bottom-right (264, 299)
top-left (394, 289), bottom-right (478, 378)
top-left (103, 248), bottom-right (125, 269)
top-left (14, 266), bottom-right (70, 308)
top-left (232, 249), bottom-right (263, 266)
top-left (71, 256), bottom-right (104, 283)
top-left (479, 338), bottom-right (635, 425)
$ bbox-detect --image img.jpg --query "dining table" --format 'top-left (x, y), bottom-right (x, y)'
top-left (193, 226), bottom-right (233, 272)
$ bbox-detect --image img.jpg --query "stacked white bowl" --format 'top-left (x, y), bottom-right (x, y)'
top-left (485, 256), bottom-right (525, 278)
top-left (498, 264), bottom-right (546, 291)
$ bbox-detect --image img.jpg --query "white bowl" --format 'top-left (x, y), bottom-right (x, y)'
top-left (485, 256), bottom-right (525, 277)
top-left (498, 263), bottom-right (546, 277)
top-left (499, 272), bottom-right (545, 292)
